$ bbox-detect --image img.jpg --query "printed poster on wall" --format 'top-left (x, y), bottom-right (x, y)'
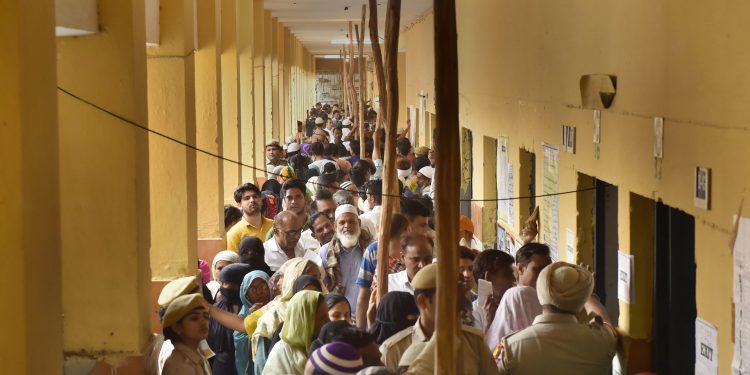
top-left (497, 136), bottom-right (514, 229)
top-left (695, 317), bottom-right (718, 375)
top-left (617, 251), bottom-right (635, 304)
top-left (732, 216), bottom-right (750, 374)
top-left (541, 144), bottom-right (560, 260)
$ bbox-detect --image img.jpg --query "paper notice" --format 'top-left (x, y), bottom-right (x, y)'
top-left (617, 251), bottom-right (634, 304)
top-left (477, 279), bottom-right (493, 310)
top-left (696, 317), bottom-right (718, 375)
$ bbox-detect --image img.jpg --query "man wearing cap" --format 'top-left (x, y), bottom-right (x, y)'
top-left (157, 276), bottom-right (215, 375)
top-left (379, 262), bottom-right (436, 371)
top-left (402, 263), bottom-right (500, 375)
top-left (319, 204), bottom-right (373, 320)
top-left (496, 262), bottom-right (619, 374)
top-left (286, 142), bottom-right (301, 159)
top-left (265, 140), bottom-right (286, 179)
top-left (415, 166), bottom-right (434, 198)
top-left (459, 215), bottom-right (483, 252)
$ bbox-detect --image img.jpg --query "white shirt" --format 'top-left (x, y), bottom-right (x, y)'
top-left (263, 236), bottom-right (305, 272)
top-left (359, 205), bottom-right (382, 237)
top-left (387, 270), bottom-right (414, 294)
top-left (299, 229), bottom-right (322, 253)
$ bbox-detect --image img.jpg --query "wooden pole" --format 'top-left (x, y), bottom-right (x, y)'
top-left (347, 21), bottom-right (359, 124)
top-left (368, 0), bottom-right (387, 127)
top-left (375, 0), bottom-right (401, 303)
top-left (342, 48), bottom-right (349, 117)
top-left (433, 0), bottom-right (460, 373)
top-left (340, 49), bottom-right (345, 110)
top-left (356, 22), bottom-right (366, 157)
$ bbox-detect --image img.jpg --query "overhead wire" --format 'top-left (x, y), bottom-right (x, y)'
top-left (57, 85), bottom-right (600, 202)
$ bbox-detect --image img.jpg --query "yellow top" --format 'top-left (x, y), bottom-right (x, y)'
top-left (226, 217), bottom-right (274, 252)
top-left (244, 308), bottom-right (264, 337)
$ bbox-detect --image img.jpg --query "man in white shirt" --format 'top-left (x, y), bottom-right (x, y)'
top-left (388, 233), bottom-right (434, 294)
top-left (359, 179), bottom-right (383, 237)
top-left (299, 212), bottom-right (335, 253)
top-left (263, 211), bottom-right (305, 271)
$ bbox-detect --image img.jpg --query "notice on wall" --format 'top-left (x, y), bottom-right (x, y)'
top-left (732, 216), bottom-right (750, 374)
top-left (497, 136), bottom-right (514, 229)
top-left (617, 251), bottom-right (634, 304)
top-left (696, 317), bottom-right (718, 375)
top-left (542, 144), bottom-right (560, 260)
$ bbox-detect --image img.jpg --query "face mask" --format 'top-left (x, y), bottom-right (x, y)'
top-left (219, 287), bottom-right (241, 305)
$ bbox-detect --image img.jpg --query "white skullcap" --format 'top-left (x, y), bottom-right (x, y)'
top-left (342, 118), bottom-right (352, 126)
top-left (397, 167), bottom-right (412, 179)
top-left (418, 166), bottom-right (434, 179)
top-left (536, 262), bottom-right (594, 313)
top-left (285, 135), bottom-right (295, 144)
top-left (335, 204), bottom-right (359, 220)
top-left (315, 117), bottom-right (325, 125)
top-left (287, 142), bottom-right (300, 153)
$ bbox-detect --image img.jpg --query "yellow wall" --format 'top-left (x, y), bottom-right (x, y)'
top-left (400, 1), bottom-right (750, 372)
top-left (1, 1), bottom-right (63, 373)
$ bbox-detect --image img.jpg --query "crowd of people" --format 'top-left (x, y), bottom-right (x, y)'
top-left (154, 103), bottom-right (621, 375)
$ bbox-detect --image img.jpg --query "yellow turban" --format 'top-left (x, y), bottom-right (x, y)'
top-left (536, 262), bottom-right (594, 313)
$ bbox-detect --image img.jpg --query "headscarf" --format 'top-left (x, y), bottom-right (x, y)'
top-left (252, 258), bottom-right (315, 356)
top-left (239, 236), bottom-right (273, 276)
top-left (369, 291), bottom-right (420, 345)
top-left (536, 261), bottom-right (594, 313)
top-left (234, 270), bottom-right (270, 375)
top-left (309, 342), bottom-right (364, 375)
top-left (485, 285), bottom-right (543, 350)
top-left (219, 263), bottom-right (254, 307)
top-left (198, 259), bottom-right (211, 284)
top-left (309, 320), bottom-right (353, 354)
top-left (280, 290), bottom-right (324, 353)
top-left (212, 250), bottom-right (240, 281)
top-left (293, 275), bottom-right (323, 293)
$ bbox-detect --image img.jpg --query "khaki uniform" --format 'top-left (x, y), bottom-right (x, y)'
top-left (379, 318), bottom-right (430, 371)
top-left (405, 325), bottom-right (500, 375)
top-left (497, 313), bottom-right (617, 375)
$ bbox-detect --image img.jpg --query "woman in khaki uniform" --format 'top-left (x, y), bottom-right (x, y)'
top-left (162, 294), bottom-right (213, 375)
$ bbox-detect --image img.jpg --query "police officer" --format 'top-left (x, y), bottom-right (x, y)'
top-left (496, 262), bottom-right (620, 374)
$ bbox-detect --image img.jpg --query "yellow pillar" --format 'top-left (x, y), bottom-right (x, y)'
top-left (0, 1), bottom-right (62, 373)
top-left (221, 0), bottom-right (241, 202)
top-left (239, 0), bottom-right (256, 182)
top-left (57, 0), bottom-right (152, 360)
top-left (282, 28), bottom-right (292, 135)
top-left (271, 18), bottom-right (280, 141)
top-left (147, 0), bottom-right (198, 279)
top-left (252, 0), bottom-right (267, 176)
top-left (195, 0), bottom-right (225, 244)
top-left (264, 12), bottom-right (274, 143)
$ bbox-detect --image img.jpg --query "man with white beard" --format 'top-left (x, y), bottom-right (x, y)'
top-left (318, 204), bottom-right (373, 322)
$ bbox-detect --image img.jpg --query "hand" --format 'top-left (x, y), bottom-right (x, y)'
top-left (248, 302), bottom-right (265, 314)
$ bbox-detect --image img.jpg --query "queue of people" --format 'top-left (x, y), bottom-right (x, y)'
top-left (155, 102), bottom-right (621, 375)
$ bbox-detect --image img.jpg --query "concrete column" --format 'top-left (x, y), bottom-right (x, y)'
top-left (271, 18), bottom-right (281, 141)
top-left (220, 0), bottom-right (241, 202)
top-left (195, 0), bottom-right (225, 258)
top-left (238, 0), bottom-right (256, 183)
top-left (0, 1), bottom-right (62, 373)
top-left (264, 12), bottom-right (274, 142)
top-left (147, 0), bottom-right (198, 280)
top-left (282, 28), bottom-right (292, 136)
top-left (252, 0), bottom-right (267, 176)
top-left (56, 0), bottom-right (152, 367)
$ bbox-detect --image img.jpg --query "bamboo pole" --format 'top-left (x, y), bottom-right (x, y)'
top-left (433, 0), bottom-right (460, 373)
top-left (355, 22), bottom-right (366, 157)
top-left (340, 49), bottom-right (345, 110)
top-left (375, 0), bottom-right (401, 303)
top-left (342, 48), bottom-right (349, 116)
top-left (347, 22), bottom-right (358, 123)
top-left (368, 0), bottom-right (387, 127)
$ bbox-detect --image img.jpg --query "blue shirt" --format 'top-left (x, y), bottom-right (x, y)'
top-left (319, 242), bottom-right (364, 314)
top-left (356, 242), bottom-right (380, 288)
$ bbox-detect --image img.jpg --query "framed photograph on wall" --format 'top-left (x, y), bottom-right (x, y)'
top-left (694, 166), bottom-right (711, 210)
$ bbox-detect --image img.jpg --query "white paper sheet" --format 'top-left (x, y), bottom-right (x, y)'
top-left (617, 251), bottom-right (634, 304)
top-left (696, 317), bottom-right (718, 375)
top-left (477, 279), bottom-right (493, 311)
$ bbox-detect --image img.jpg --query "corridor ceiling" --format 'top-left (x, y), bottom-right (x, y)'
top-left (263, 0), bottom-right (432, 55)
